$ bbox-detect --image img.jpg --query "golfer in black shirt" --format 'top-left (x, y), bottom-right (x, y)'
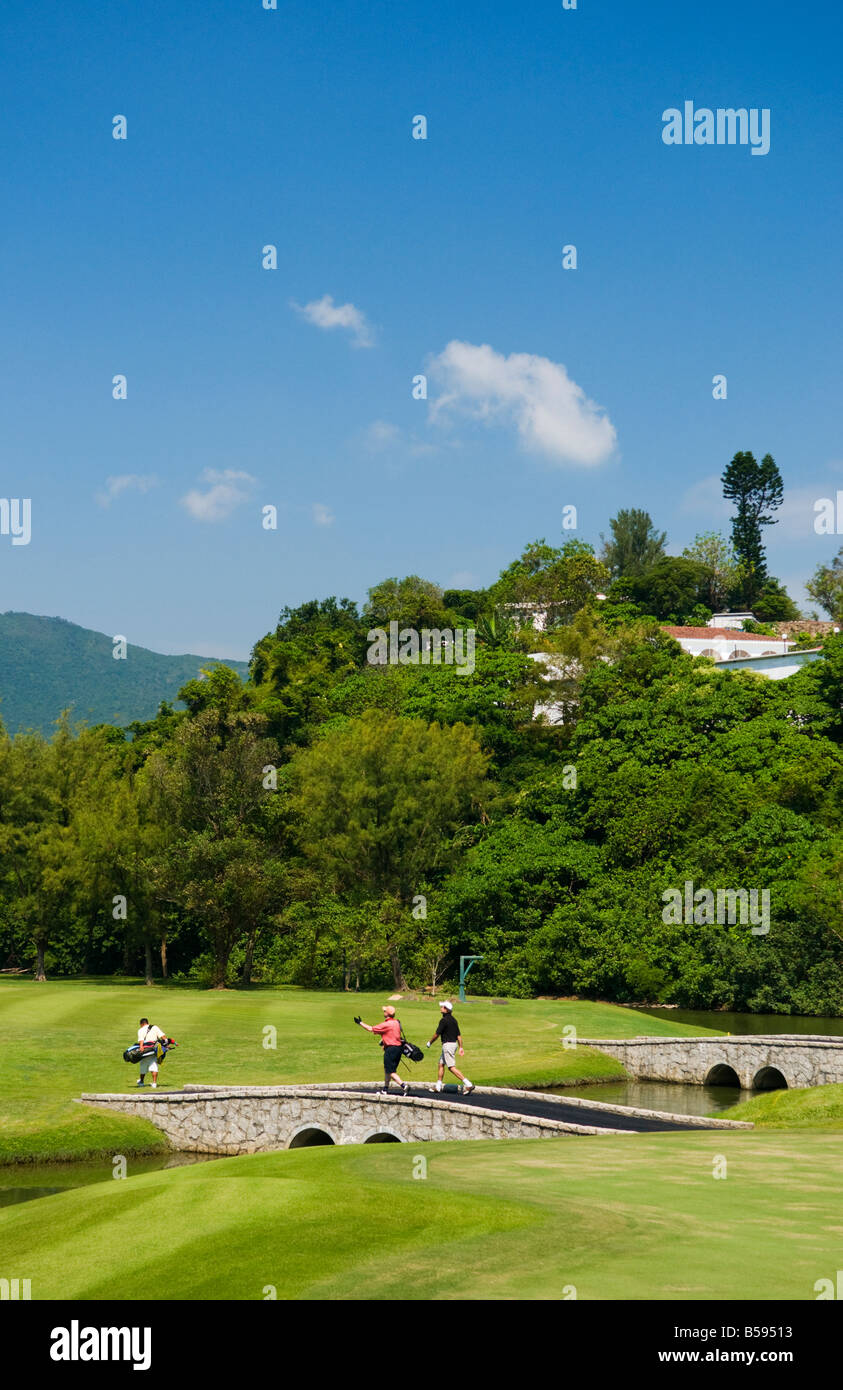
top-left (427, 1000), bottom-right (474, 1094)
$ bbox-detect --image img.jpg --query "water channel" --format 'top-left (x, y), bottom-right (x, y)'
top-left (554, 1008), bottom-right (843, 1115)
top-left (3, 1009), bottom-right (839, 1207)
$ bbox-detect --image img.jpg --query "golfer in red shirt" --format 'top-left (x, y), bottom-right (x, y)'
top-left (354, 1005), bottom-right (409, 1096)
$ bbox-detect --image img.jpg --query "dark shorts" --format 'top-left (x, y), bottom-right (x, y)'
top-left (382, 1044), bottom-right (403, 1074)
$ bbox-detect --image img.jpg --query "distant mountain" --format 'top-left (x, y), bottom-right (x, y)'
top-left (0, 612), bottom-right (249, 736)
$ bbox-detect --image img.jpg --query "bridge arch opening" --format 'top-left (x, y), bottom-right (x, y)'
top-left (363, 1131), bottom-right (402, 1144)
top-left (288, 1127), bottom-right (335, 1148)
top-left (752, 1066), bottom-right (788, 1091)
top-left (704, 1064), bottom-right (741, 1087)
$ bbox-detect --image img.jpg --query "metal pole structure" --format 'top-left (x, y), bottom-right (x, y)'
top-left (459, 955), bottom-right (484, 1003)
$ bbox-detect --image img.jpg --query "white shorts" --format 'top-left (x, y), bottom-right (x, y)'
top-left (139, 1055), bottom-right (159, 1076)
top-left (440, 1042), bottom-right (458, 1068)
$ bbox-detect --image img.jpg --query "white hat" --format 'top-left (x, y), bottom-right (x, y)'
top-left (440, 1000), bottom-right (453, 1011)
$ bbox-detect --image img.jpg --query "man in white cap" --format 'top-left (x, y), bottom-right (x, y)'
top-left (427, 1001), bottom-right (473, 1094)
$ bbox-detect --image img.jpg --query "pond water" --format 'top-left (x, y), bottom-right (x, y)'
top-left (550, 1008), bottom-right (843, 1116)
top-left (4, 1010), bottom-right (838, 1207)
top-left (545, 1079), bottom-right (745, 1116)
top-left (634, 1008), bottom-right (843, 1036)
top-left (0, 1152), bottom-right (216, 1209)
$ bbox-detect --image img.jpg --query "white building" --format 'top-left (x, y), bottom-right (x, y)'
top-left (504, 601), bottom-right (549, 632)
top-left (717, 648), bottom-right (824, 681)
top-left (661, 625), bottom-right (790, 662)
top-left (707, 611), bottom-right (757, 630)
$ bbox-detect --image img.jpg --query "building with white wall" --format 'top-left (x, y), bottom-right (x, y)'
top-left (660, 625), bottom-right (790, 662)
top-left (717, 648), bottom-right (823, 680)
top-left (708, 612), bottom-right (757, 630)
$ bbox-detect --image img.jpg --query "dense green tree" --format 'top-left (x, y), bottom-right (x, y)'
top-left (753, 577), bottom-right (800, 621)
top-left (475, 607), bottom-right (517, 650)
top-left (141, 706), bottom-right (287, 987)
top-left (806, 548), bottom-right (843, 622)
top-left (362, 576), bottom-right (450, 632)
top-left (178, 664), bottom-right (252, 718)
top-left (626, 556), bottom-right (711, 622)
top-left (443, 588), bottom-right (489, 622)
top-left (600, 509), bottom-right (666, 578)
top-left (4, 528), bottom-right (843, 1011)
top-left (430, 639), bottom-right (843, 1009)
top-left (249, 599), bottom-right (364, 746)
top-left (251, 599), bottom-right (364, 682)
top-left (721, 451), bottom-right (784, 604)
top-left (326, 646), bottom-right (546, 778)
top-left (0, 719), bottom-right (125, 980)
top-left (681, 532), bottom-right (741, 611)
top-left (491, 538), bottom-right (609, 629)
top-left (288, 711), bottom-right (488, 987)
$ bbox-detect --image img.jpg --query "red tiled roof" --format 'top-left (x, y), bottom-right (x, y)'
top-left (660, 626), bottom-right (785, 642)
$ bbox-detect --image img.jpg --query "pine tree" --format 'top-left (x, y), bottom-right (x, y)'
top-left (721, 452), bottom-right (783, 605)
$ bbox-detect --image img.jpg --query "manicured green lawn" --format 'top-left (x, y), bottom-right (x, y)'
top-left (2, 1131), bottom-right (839, 1300)
top-left (0, 978), bottom-right (720, 1164)
top-left (731, 1082), bottom-right (843, 1130)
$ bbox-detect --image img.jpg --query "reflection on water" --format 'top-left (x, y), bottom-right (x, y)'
top-left (546, 1008), bottom-right (843, 1117)
top-left (546, 1080), bottom-right (745, 1117)
top-left (551, 1007), bottom-right (843, 1116)
top-left (634, 1008), bottom-right (843, 1036)
top-left (0, 1151), bottom-right (216, 1209)
top-left (0, 1185), bottom-right (63, 1208)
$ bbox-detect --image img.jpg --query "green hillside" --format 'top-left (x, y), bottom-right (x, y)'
top-left (3, 1134), bottom-right (840, 1301)
top-left (0, 612), bottom-right (248, 735)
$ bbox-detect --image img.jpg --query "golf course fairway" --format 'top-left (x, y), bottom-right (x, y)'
top-left (2, 1131), bottom-right (840, 1301)
top-left (0, 979), bottom-right (719, 1163)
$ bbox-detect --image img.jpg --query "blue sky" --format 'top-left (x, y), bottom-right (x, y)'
top-left (1, 0), bottom-right (841, 659)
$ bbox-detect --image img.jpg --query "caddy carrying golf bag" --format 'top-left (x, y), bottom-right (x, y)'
top-left (123, 1038), bottom-right (177, 1064)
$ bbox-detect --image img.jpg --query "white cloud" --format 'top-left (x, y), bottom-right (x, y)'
top-left (679, 473), bottom-right (731, 520)
top-left (180, 469), bottom-right (256, 523)
top-left (363, 419), bottom-right (438, 458)
top-left (679, 477), bottom-right (833, 543)
top-left (364, 420), bottom-right (402, 450)
top-left (95, 474), bottom-right (157, 507)
top-left (427, 340), bottom-right (617, 467)
top-left (776, 485), bottom-right (838, 541)
top-left (312, 502), bottom-right (334, 526)
top-left (292, 294), bottom-right (374, 348)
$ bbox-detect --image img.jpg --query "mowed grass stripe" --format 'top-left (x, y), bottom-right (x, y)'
top-left (1, 1133), bottom-right (839, 1301)
top-left (0, 981), bottom-right (721, 1163)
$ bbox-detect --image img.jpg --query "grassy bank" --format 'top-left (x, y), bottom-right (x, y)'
top-left (731, 1082), bottom-right (843, 1130)
top-left (1, 1130), bottom-right (838, 1300)
top-left (0, 978), bottom-right (720, 1164)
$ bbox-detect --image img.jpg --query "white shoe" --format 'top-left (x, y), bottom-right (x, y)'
top-left (150, 1082), bottom-right (157, 1089)
top-left (434, 1081), bottom-right (443, 1092)
top-left (462, 1082), bottom-right (474, 1095)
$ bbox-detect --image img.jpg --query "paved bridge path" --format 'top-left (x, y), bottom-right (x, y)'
top-left (78, 1080), bottom-right (751, 1153)
top-left (334, 1084), bottom-right (715, 1133)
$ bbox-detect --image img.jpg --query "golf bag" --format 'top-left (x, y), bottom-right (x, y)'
top-left (398, 1022), bottom-right (424, 1063)
top-left (123, 1038), bottom-right (177, 1065)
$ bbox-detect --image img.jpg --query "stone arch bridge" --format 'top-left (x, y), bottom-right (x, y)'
top-left (78, 1080), bottom-right (749, 1155)
top-left (578, 1035), bottom-right (843, 1090)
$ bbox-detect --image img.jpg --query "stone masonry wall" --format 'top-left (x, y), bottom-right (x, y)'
top-left (578, 1036), bottom-right (843, 1089)
top-left (77, 1086), bottom-right (629, 1155)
